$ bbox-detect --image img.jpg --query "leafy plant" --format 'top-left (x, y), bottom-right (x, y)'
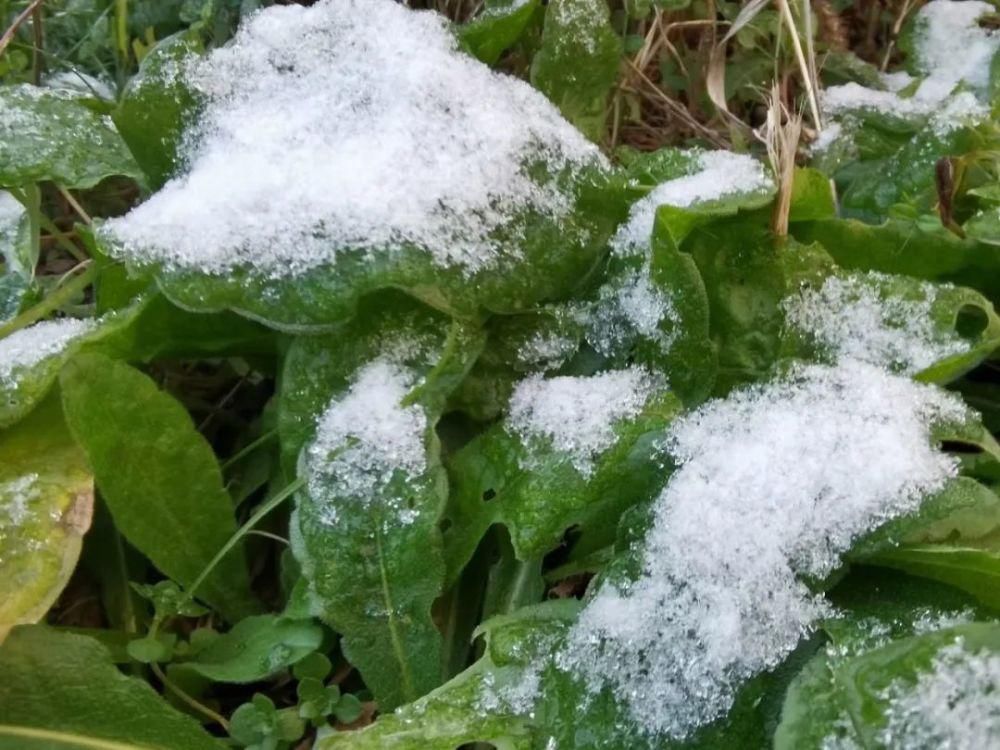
top-left (2, 0), bottom-right (1000, 748)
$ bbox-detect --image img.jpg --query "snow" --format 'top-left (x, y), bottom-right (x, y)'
top-left (559, 360), bottom-right (966, 739)
top-left (505, 367), bottom-right (663, 477)
top-left (880, 639), bottom-right (1000, 748)
top-left (587, 270), bottom-right (677, 357)
top-left (305, 359), bottom-right (427, 526)
top-left (782, 272), bottom-right (969, 375)
top-left (612, 150), bottom-right (773, 257)
top-left (0, 319), bottom-right (95, 386)
top-left (821, 1), bottom-right (997, 134)
top-left (102, 0), bottom-right (605, 278)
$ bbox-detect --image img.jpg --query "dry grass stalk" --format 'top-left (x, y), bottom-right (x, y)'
top-left (758, 84), bottom-right (802, 237)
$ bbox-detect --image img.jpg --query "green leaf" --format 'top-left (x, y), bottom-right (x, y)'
top-left (777, 622), bottom-right (1000, 749)
top-left (0, 86), bottom-right (144, 190)
top-left (459, 0), bottom-right (542, 66)
top-left (0, 396), bottom-right (93, 641)
top-left (285, 296), bottom-right (484, 709)
top-left (442, 383), bottom-right (681, 582)
top-left (792, 217), bottom-right (1000, 303)
top-left (966, 204), bottom-right (1000, 246)
top-left (60, 353), bottom-right (257, 621)
top-left (0, 626), bottom-right (222, 750)
top-left (113, 32), bottom-right (204, 189)
top-left (177, 615), bottom-right (323, 684)
top-left (688, 221), bottom-right (836, 393)
top-left (317, 601), bottom-right (579, 750)
top-left (530, 0), bottom-right (622, 142)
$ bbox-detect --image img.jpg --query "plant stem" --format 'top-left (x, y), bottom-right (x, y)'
top-left (220, 428), bottom-right (278, 471)
top-left (185, 477), bottom-right (304, 602)
top-left (0, 262), bottom-right (97, 340)
top-left (776, 0), bottom-right (822, 131)
top-left (150, 662), bottom-right (230, 731)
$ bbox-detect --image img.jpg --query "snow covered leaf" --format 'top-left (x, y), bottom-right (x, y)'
top-left (0, 626), bottom-right (223, 750)
top-left (530, 0), bottom-right (622, 141)
top-left (113, 32), bottom-right (204, 189)
top-left (780, 623), bottom-right (1000, 749)
top-left (0, 317), bottom-right (99, 429)
top-left (459, 0), bottom-right (541, 66)
top-left (550, 361), bottom-right (968, 742)
top-left (443, 368), bottom-right (678, 582)
top-left (0, 397), bottom-right (92, 642)
top-left (0, 85), bottom-right (144, 190)
top-left (588, 149), bottom-right (773, 402)
top-left (98, 0), bottom-right (622, 331)
top-left (0, 191), bottom-right (33, 324)
top-left (317, 600), bottom-right (579, 750)
top-left (60, 353), bottom-right (257, 622)
top-left (780, 271), bottom-right (1000, 382)
top-left (285, 296), bottom-right (483, 709)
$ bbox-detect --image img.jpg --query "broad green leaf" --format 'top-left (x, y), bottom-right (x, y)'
top-left (60, 353), bottom-right (256, 621)
top-left (0, 86), bottom-right (144, 190)
top-left (285, 295), bottom-right (484, 709)
top-left (175, 615), bottom-right (323, 684)
top-left (459, 0), bottom-right (542, 66)
top-left (687, 221), bottom-right (836, 393)
top-left (791, 217), bottom-right (1000, 303)
top-left (966, 204), bottom-right (1000, 246)
top-left (318, 600), bottom-right (579, 750)
top-left (530, 0), bottom-right (622, 142)
top-left (113, 32), bottom-right (204, 189)
top-left (442, 383), bottom-right (680, 583)
top-left (0, 191), bottom-right (33, 324)
top-left (0, 625), bottom-right (222, 750)
top-left (0, 397), bottom-right (92, 641)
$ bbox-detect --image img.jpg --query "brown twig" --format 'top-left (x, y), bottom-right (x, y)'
top-left (0, 0), bottom-right (44, 59)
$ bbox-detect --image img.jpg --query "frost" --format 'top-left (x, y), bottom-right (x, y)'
top-left (515, 331), bottom-right (578, 371)
top-left (0, 318), bottom-right (95, 386)
top-left (305, 359), bottom-right (428, 526)
top-left (587, 270), bottom-right (677, 357)
top-left (505, 366), bottom-right (662, 477)
top-left (560, 360), bottom-right (966, 739)
top-left (102, 0), bottom-right (605, 278)
top-left (880, 640), bottom-right (1000, 748)
top-left (782, 272), bottom-right (969, 374)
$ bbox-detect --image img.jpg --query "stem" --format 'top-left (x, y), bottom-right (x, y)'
top-left (185, 477), bottom-right (304, 601)
top-left (150, 662), bottom-right (230, 731)
top-left (38, 213), bottom-right (87, 262)
top-left (220, 428), bottom-right (278, 471)
top-left (776, 0), bottom-right (822, 131)
top-left (23, 183), bottom-right (41, 277)
top-left (31, 0), bottom-right (43, 84)
top-left (0, 262), bottom-right (97, 340)
top-left (0, 0), bottom-right (44, 58)
top-left (57, 185), bottom-right (93, 225)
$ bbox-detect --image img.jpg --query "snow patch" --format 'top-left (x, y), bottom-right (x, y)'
top-left (505, 367), bottom-right (662, 477)
top-left (560, 360), bottom-right (966, 739)
top-left (103, 0), bottom-right (605, 278)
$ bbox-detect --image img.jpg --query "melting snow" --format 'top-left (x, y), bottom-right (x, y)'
top-left (559, 360), bottom-right (966, 739)
top-left (102, 0), bottom-right (605, 278)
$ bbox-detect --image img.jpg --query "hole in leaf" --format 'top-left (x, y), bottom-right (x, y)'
top-left (940, 440), bottom-right (983, 455)
top-left (955, 304), bottom-right (989, 340)
top-left (482, 489), bottom-right (496, 502)
top-left (439, 517), bottom-right (453, 533)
